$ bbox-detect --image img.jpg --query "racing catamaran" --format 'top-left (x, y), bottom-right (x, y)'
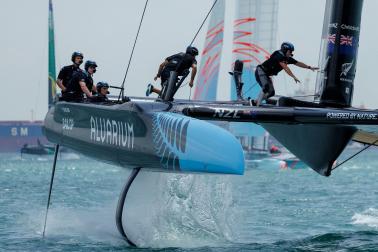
top-left (42, 0), bottom-right (377, 246)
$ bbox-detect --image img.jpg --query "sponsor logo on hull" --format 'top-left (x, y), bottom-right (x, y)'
top-left (340, 61), bottom-right (354, 77)
top-left (326, 112), bottom-right (378, 120)
top-left (90, 116), bottom-right (134, 149)
top-left (328, 23), bottom-right (360, 31)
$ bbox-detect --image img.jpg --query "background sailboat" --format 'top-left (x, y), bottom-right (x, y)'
top-left (11, 0), bottom-right (62, 156)
top-left (193, 0), bottom-right (225, 101)
top-left (48, 0), bottom-right (56, 108)
top-left (194, 0), bottom-right (279, 157)
top-left (0, 0), bottom-right (57, 153)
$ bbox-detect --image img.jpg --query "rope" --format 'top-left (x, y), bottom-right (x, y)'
top-left (179, 82), bottom-right (189, 88)
top-left (291, 94), bottom-right (316, 98)
top-left (189, 0), bottom-right (218, 46)
top-left (118, 0), bottom-right (149, 101)
top-left (331, 139), bottom-right (378, 171)
top-left (242, 83), bottom-right (257, 97)
top-left (162, 0), bottom-right (217, 100)
top-left (189, 87), bottom-right (192, 101)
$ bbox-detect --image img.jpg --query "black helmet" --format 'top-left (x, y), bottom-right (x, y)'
top-left (97, 81), bottom-right (109, 89)
top-left (97, 81), bottom-right (109, 94)
top-left (84, 60), bottom-right (98, 71)
top-left (281, 42), bottom-right (294, 54)
top-left (71, 51), bottom-right (84, 62)
top-left (186, 46), bottom-right (199, 56)
top-left (234, 59), bottom-right (244, 73)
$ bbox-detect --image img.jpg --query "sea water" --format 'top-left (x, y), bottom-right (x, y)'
top-left (0, 148), bottom-right (377, 251)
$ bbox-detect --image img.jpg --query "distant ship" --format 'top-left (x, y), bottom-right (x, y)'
top-left (0, 121), bottom-right (48, 152)
top-left (0, 0), bottom-right (56, 153)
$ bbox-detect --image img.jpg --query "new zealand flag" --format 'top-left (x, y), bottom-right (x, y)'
top-left (327, 34), bottom-right (358, 56)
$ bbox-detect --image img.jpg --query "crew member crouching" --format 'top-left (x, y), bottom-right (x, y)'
top-left (255, 42), bottom-right (319, 106)
top-left (145, 46), bottom-right (198, 99)
top-left (90, 82), bottom-right (109, 103)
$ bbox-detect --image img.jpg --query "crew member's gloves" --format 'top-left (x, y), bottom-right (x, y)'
top-left (294, 77), bottom-right (301, 84)
top-left (308, 66), bottom-right (319, 71)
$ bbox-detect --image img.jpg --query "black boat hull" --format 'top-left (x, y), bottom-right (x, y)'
top-left (43, 101), bottom-right (245, 175)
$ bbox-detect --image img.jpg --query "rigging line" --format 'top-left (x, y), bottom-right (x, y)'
top-left (331, 139), bottom-right (378, 171)
top-left (179, 82), bottom-right (189, 88)
top-left (189, 0), bottom-right (218, 46)
top-left (242, 83), bottom-right (257, 97)
top-left (118, 0), bottom-right (149, 102)
top-left (290, 95), bottom-right (316, 98)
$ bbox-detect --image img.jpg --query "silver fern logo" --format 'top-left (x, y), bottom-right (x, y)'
top-left (340, 61), bottom-right (354, 77)
top-left (152, 113), bottom-right (190, 171)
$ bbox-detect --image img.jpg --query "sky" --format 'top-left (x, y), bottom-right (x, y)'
top-left (0, 0), bottom-right (377, 121)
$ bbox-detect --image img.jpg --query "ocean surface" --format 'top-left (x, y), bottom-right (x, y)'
top-left (1, 148), bottom-right (377, 251)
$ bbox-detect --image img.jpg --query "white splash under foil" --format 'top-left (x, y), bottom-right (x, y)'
top-left (123, 171), bottom-right (238, 247)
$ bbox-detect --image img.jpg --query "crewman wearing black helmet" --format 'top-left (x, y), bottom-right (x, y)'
top-left (145, 46), bottom-right (198, 97)
top-left (90, 82), bottom-right (110, 103)
top-left (63, 60), bottom-right (98, 102)
top-left (57, 51), bottom-right (84, 95)
top-left (255, 42), bottom-right (319, 106)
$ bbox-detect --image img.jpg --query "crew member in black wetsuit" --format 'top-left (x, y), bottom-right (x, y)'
top-left (229, 59), bottom-right (245, 101)
top-left (255, 42), bottom-right (319, 106)
top-left (145, 46), bottom-right (198, 97)
top-left (63, 60), bottom-right (98, 102)
top-left (56, 51), bottom-right (84, 95)
top-left (90, 82), bottom-right (109, 103)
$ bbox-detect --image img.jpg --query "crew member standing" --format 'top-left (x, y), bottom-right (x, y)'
top-left (63, 60), bottom-right (98, 102)
top-left (56, 51), bottom-right (84, 95)
top-left (255, 42), bottom-right (319, 106)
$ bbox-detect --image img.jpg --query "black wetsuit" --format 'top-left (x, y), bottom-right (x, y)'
top-left (160, 53), bottom-right (197, 84)
top-left (57, 65), bottom-right (82, 94)
top-left (63, 71), bottom-right (94, 102)
top-left (90, 94), bottom-right (109, 103)
top-left (255, 50), bottom-right (298, 98)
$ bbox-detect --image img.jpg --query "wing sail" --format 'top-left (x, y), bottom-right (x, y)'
top-left (193, 0), bottom-right (225, 101)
